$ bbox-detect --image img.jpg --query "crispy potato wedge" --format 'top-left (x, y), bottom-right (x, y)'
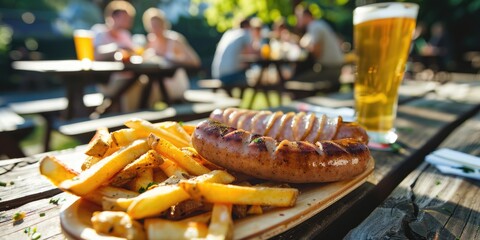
top-left (60, 140), bottom-right (150, 196)
top-left (126, 168), bottom-right (154, 192)
top-left (84, 127), bottom-right (111, 157)
top-left (179, 182), bottom-right (298, 207)
top-left (155, 121), bottom-right (192, 143)
top-left (160, 158), bottom-right (191, 178)
top-left (125, 118), bottom-right (189, 148)
top-left (110, 150), bottom-right (163, 187)
top-left (127, 170), bottom-right (236, 219)
top-left (127, 184), bottom-right (190, 219)
top-left (111, 128), bottom-right (149, 147)
top-left (207, 203), bottom-right (233, 240)
top-left (148, 133), bottom-right (210, 176)
top-left (91, 211), bottom-right (146, 240)
top-left (39, 155), bottom-right (78, 186)
top-left (144, 218), bottom-right (208, 240)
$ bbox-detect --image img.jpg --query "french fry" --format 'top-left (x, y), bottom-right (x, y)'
top-left (38, 157), bottom-right (138, 206)
top-left (156, 121), bottom-right (192, 143)
top-left (84, 127), bottom-right (111, 157)
top-left (181, 124), bottom-right (196, 136)
top-left (207, 203), bottom-right (233, 240)
top-left (127, 170), bottom-right (236, 219)
top-left (111, 128), bottom-right (149, 147)
top-left (148, 133), bottom-right (210, 176)
top-left (82, 144), bottom-right (121, 170)
top-left (110, 150), bottom-right (163, 187)
top-left (159, 158), bottom-right (191, 178)
top-left (126, 168), bottom-right (154, 192)
top-left (60, 140), bottom-right (150, 196)
top-left (179, 182), bottom-right (299, 207)
top-left (39, 155), bottom-right (78, 186)
top-left (91, 211), bottom-right (146, 240)
top-left (125, 118), bottom-right (189, 148)
top-left (144, 218), bottom-right (208, 240)
top-left (127, 184), bottom-right (190, 219)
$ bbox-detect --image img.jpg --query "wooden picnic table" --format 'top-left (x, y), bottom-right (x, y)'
top-left (11, 60), bottom-right (188, 119)
top-left (242, 55), bottom-right (305, 109)
top-left (1, 80), bottom-right (479, 239)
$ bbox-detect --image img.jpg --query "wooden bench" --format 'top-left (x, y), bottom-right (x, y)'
top-left (8, 93), bottom-right (104, 151)
top-left (0, 108), bottom-right (35, 159)
top-left (55, 97), bottom-right (241, 143)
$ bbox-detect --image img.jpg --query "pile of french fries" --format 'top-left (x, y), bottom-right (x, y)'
top-left (39, 118), bottom-right (299, 240)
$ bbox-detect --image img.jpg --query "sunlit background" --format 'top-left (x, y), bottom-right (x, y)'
top-left (1, 0), bottom-right (479, 92)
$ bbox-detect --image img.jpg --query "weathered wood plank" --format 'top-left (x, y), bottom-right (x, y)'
top-left (345, 112), bottom-right (480, 239)
top-left (0, 192), bottom-right (67, 240)
top-left (0, 147), bottom-right (86, 211)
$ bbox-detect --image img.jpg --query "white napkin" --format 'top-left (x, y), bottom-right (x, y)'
top-left (425, 148), bottom-right (480, 180)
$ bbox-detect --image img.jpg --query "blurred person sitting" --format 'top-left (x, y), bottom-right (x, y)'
top-left (211, 18), bottom-right (256, 89)
top-left (92, 0), bottom-right (140, 112)
top-left (142, 7), bottom-right (201, 103)
top-left (293, 5), bottom-right (344, 92)
top-left (422, 21), bottom-right (453, 72)
top-left (93, 0), bottom-right (135, 60)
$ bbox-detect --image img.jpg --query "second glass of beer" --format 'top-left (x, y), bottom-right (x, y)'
top-left (73, 29), bottom-right (95, 61)
top-left (353, 2), bottom-right (419, 144)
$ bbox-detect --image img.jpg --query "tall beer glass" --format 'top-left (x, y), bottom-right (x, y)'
top-left (353, 2), bottom-right (418, 144)
top-left (73, 29), bottom-right (94, 61)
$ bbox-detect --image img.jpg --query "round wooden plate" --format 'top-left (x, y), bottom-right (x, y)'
top-left (60, 158), bottom-right (375, 240)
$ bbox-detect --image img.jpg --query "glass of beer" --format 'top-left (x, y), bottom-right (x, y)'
top-left (353, 2), bottom-right (419, 144)
top-left (73, 29), bottom-right (94, 61)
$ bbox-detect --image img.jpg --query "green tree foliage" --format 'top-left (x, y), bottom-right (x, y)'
top-left (190, 0), bottom-right (353, 32)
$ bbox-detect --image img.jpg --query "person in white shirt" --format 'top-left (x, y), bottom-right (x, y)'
top-left (92, 1), bottom-right (140, 112)
top-left (211, 19), bottom-right (254, 87)
top-left (294, 6), bottom-right (344, 92)
top-left (93, 1), bottom-right (135, 61)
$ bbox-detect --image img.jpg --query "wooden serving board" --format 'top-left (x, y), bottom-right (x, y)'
top-left (59, 158), bottom-right (374, 240)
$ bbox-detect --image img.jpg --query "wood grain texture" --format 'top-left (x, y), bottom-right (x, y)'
top-left (345, 112), bottom-right (480, 239)
top-left (0, 147), bottom-right (86, 211)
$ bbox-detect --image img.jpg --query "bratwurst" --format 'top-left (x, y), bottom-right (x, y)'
top-left (192, 119), bottom-right (371, 183)
top-left (209, 108), bottom-right (369, 144)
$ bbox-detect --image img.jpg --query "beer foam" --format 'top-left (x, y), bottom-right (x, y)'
top-left (354, 2), bottom-right (418, 25)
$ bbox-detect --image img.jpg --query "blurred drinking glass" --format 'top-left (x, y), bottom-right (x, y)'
top-left (353, 2), bottom-right (419, 144)
top-left (73, 29), bottom-right (94, 61)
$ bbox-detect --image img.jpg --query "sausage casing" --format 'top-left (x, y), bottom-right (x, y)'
top-left (192, 119), bottom-right (371, 183)
top-left (210, 108), bottom-right (369, 144)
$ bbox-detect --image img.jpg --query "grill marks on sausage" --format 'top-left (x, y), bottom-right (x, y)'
top-left (192, 119), bottom-right (371, 183)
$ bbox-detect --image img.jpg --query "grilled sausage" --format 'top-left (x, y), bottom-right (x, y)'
top-left (210, 108), bottom-right (369, 144)
top-left (192, 119), bottom-right (371, 183)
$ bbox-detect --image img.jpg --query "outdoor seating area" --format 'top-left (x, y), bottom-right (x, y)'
top-left (1, 1), bottom-right (480, 239)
